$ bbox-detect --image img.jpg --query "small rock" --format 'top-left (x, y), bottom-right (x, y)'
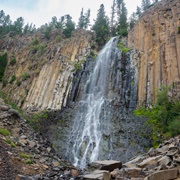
top-left (28, 140), bottom-right (36, 148)
top-left (52, 160), bottom-right (60, 167)
top-left (0, 105), bottom-right (10, 111)
top-left (71, 169), bottom-right (79, 177)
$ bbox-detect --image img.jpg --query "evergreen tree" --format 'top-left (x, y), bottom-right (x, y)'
top-left (92, 4), bottom-right (110, 47)
top-left (110, 0), bottom-right (116, 36)
top-left (142, 0), bottom-right (151, 11)
top-left (13, 17), bottom-right (24, 34)
top-left (78, 8), bottom-right (90, 29)
top-left (129, 12), bottom-right (138, 30)
top-left (136, 6), bottom-right (142, 18)
top-left (84, 9), bottom-right (90, 29)
top-left (116, 0), bottom-right (128, 36)
top-left (78, 8), bottom-right (85, 29)
top-left (62, 15), bottom-right (75, 38)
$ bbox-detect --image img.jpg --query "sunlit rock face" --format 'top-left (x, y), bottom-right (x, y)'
top-left (128, 0), bottom-right (180, 106)
top-left (0, 30), bottom-right (92, 111)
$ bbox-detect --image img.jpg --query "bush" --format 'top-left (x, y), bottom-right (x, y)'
top-left (0, 128), bottom-right (11, 136)
top-left (21, 73), bottom-right (30, 81)
top-left (169, 117), bottom-right (180, 136)
top-left (32, 38), bottom-right (39, 45)
top-left (9, 75), bottom-right (16, 83)
top-left (2, 79), bottom-right (7, 88)
top-left (118, 42), bottom-right (130, 53)
top-left (4, 139), bottom-right (16, 147)
top-left (178, 26), bottom-right (180, 34)
top-left (28, 111), bottom-right (48, 131)
top-left (56, 35), bottom-right (61, 42)
top-left (0, 53), bottom-right (8, 81)
top-left (10, 56), bottom-right (16, 66)
top-left (134, 85), bottom-right (180, 146)
top-left (19, 152), bottom-right (31, 159)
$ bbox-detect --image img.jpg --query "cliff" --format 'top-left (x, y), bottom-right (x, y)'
top-left (128, 0), bottom-right (180, 106)
top-left (0, 30), bottom-right (93, 111)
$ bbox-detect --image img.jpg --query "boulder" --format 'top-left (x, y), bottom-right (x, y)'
top-left (157, 156), bottom-right (172, 166)
top-left (144, 169), bottom-right (178, 180)
top-left (90, 160), bottom-right (122, 171)
top-left (8, 109), bottom-right (20, 118)
top-left (0, 105), bottom-right (10, 111)
top-left (83, 170), bottom-right (110, 180)
top-left (137, 156), bottom-right (162, 168)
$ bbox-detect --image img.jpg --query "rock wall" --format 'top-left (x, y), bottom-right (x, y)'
top-left (128, 0), bottom-right (180, 106)
top-left (0, 30), bottom-right (92, 111)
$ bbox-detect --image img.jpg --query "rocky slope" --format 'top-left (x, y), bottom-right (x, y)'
top-left (128, 0), bottom-right (180, 106)
top-left (0, 29), bottom-right (93, 112)
top-left (0, 98), bottom-right (82, 179)
top-left (82, 135), bottom-right (180, 180)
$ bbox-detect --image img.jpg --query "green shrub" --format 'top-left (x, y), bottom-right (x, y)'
top-left (16, 80), bottom-right (21, 86)
top-left (56, 35), bottom-right (61, 42)
top-left (169, 117), bottom-right (180, 136)
top-left (72, 59), bottom-right (86, 72)
top-left (25, 159), bottom-right (33, 164)
top-left (19, 152), bottom-right (31, 159)
top-left (178, 26), bottom-right (180, 34)
top-left (32, 38), bottom-right (39, 45)
top-left (39, 44), bottom-right (46, 55)
top-left (10, 56), bottom-right (16, 66)
top-left (4, 139), bottom-right (16, 147)
top-left (2, 79), bottom-right (7, 87)
top-left (28, 111), bottom-right (48, 131)
top-left (118, 28), bottom-right (128, 37)
top-left (0, 53), bottom-right (8, 81)
top-left (134, 85), bottom-right (180, 146)
top-left (118, 43), bottom-right (130, 53)
top-left (21, 73), bottom-right (30, 81)
top-left (0, 128), bottom-right (11, 136)
top-left (9, 75), bottom-right (16, 83)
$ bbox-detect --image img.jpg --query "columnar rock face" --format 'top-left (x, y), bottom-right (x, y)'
top-left (0, 30), bottom-right (92, 111)
top-left (128, 0), bottom-right (180, 105)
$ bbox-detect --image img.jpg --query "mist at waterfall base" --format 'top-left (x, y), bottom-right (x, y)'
top-left (49, 37), bottom-right (152, 169)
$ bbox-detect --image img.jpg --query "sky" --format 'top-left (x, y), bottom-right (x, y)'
top-left (0, 0), bottom-right (142, 28)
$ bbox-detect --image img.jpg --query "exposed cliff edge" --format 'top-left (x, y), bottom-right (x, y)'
top-left (128, 0), bottom-right (180, 106)
top-left (0, 30), bottom-right (93, 111)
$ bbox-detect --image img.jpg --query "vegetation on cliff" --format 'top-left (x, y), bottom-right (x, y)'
top-left (134, 86), bottom-right (180, 147)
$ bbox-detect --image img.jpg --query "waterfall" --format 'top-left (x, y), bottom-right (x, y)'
top-left (68, 37), bottom-right (120, 168)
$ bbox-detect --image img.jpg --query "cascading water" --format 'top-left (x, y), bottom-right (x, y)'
top-left (68, 37), bottom-right (120, 168)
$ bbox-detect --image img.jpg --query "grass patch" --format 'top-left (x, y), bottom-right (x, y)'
top-left (4, 139), bottom-right (16, 147)
top-left (10, 56), bottom-right (16, 66)
top-left (21, 73), bottom-right (30, 81)
top-left (118, 42), bottom-right (130, 53)
top-left (178, 26), bottom-right (180, 34)
top-left (19, 152), bottom-right (31, 159)
top-left (0, 128), bottom-right (11, 136)
top-left (25, 159), bottom-right (33, 164)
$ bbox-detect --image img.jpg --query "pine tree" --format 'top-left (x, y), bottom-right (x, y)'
top-left (142, 0), bottom-right (151, 11)
top-left (78, 8), bottom-right (85, 29)
top-left (116, 0), bottom-right (128, 36)
top-left (92, 4), bottom-right (110, 47)
top-left (110, 0), bottom-right (116, 36)
top-left (78, 8), bottom-right (90, 29)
